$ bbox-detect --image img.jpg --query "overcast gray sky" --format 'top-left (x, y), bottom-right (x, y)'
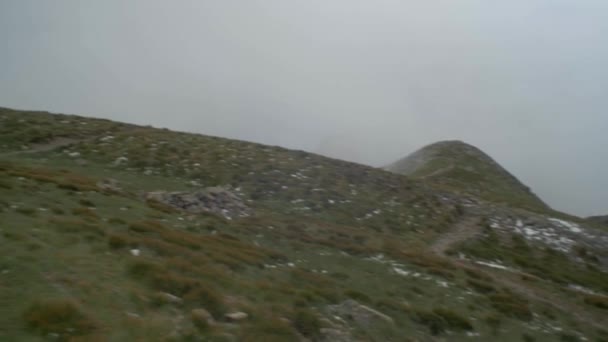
top-left (1, 1), bottom-right (607, 216)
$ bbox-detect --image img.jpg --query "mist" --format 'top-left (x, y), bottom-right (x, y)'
top-left (1, 1), bottom-right (607, 216)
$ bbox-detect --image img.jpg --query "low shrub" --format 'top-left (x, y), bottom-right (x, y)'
top-left (16, 207), bottom-right (37, 216)
top-left (108, 217), bottom-right (126, 225)
top-left (483, 313), bottom-right (501, 335)
top-left (183, 287), bottom-right (225, 318)
top-left (108, 234), bottom-right (131, 249)
top-left (78, 199), bottom-right (95, 207)
top-left (293, 309), bottom-right (322, 338)
top-left (344, 290), bottom-right (371, 303)
top-left (23, 298), bottom-right (97, 337)
top-left (467, 279), bottom-right (496, 294)
top-left (412, 309), bottom-right (447, 335)
top-left (412, 307), bottom-right (473, 335)
top-left (583, 294), bottom-right (608, 310)
top-left (432, 308), bottom-right (473, 331)
top-left (240, 318), bottom-right (298, 342)
top-left (488, 291), bottom-right (532, 321)
top-left (127, 260), bottom-right (162, 280)
top-left (71, 207), bottom-right (99, 221)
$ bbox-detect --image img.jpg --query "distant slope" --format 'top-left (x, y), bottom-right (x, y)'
top-left (385, 140), bottom-right (549, 212)
top-left (587, 215), bottom-right (608, 226)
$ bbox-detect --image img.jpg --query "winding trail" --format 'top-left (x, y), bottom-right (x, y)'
top-left (431, 215), bottom-right (607, 331)
top-left (0, 137), bottom-right (85, 158)
top-left (430, 216), bottom-right (481, 256)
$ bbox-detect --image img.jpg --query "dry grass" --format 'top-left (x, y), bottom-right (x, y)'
top-left (23, 298), bottom-right (97, 339)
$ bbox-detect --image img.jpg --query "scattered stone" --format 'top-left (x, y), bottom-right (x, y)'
top-left (156, 292), bottom-right (182, 305)
top-left (224, 312), bottom-right (248, 321)
top-left (68, 152), bottom-right (81, 158)
top-left (130, 249), bottom-right (140, 256)
top-left (145, 187), bottom-right (251, 219)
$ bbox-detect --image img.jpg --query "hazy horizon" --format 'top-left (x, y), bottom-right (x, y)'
top-left (1, 1), bottom-right (607, 216)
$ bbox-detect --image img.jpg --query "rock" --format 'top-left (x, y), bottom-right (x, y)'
top-left (130, 249), bottom-right (140, 256)
top-left (224, 312), bottom-right (248, 321)
top-left (191, 308), bottom-right (215, 326)
top-left (327, 300), bottom-right (394, 327)
top-left (68, 152), bottom-right (80, 158)
top-left (113, 156), bottom-right (129, 166)
top-left (155, 292), bottom-right (183, 305)
top-left (145, 187), bottom-right (251, 219)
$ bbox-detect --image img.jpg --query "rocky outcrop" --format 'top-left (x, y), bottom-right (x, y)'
top-left (145, 187), bottom-right (251, 219)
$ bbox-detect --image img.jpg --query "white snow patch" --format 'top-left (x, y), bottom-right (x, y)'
top-left (549, 218), bottom-right (583, 233)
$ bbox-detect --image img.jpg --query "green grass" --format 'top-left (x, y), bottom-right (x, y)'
top-left (0, 107), bottom-right (605, 341)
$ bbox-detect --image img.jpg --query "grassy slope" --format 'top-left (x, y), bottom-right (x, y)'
top-left (1, 108), bottom-right (606, 341)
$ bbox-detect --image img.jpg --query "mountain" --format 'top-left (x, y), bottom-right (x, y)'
top-left (385, 140), bottom-right (549, 212)
top-left (1, 107), bottom-right (607, 341)
top-left (588, 215), bottom-right (608, 226)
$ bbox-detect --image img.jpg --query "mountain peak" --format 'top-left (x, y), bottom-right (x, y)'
top-left (385, 140), bottom-right (548, 211)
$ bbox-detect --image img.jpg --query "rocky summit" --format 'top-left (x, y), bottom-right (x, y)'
top-left (0, 107), bottom-right (607, 341)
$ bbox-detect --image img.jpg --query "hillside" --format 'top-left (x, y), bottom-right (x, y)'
top-left (385, 140), bottom-right (549, 213)
top-left (588, 216), bottom-right (608, 226)
top-left (1, 107), bottom-right (607, 342)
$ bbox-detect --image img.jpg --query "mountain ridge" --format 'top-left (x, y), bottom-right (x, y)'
top-left (1, 107), bottom-right (607, 341)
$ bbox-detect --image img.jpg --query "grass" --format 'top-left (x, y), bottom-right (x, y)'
top-left (411, 307), bottom-right (473, 335)
top-left (23, 298), bottom-right (97, 338)
top-left (0, 107), bottom-right (606, 341)
top-left (292, 309), bottom-right (322, 339)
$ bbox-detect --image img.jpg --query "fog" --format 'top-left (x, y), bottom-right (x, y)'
top-left (1, 1), bottom-right (607, 216)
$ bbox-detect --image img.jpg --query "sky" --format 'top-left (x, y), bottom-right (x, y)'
top-left (1, 1), bottom-right (607, 216)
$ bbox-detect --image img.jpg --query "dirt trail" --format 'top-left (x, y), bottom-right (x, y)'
top-left (432, 215), bottom-right (606, 330)
top-left (430, 216), bottom-right (481, 256)
top-left (0, 137), bottom-right (84, 158)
